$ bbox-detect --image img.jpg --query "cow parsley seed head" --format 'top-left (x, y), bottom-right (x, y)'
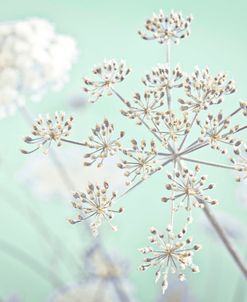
top-left (83, 118), bottom-right (125, 167)
top-left (121, 91), bottom-right (165, 122)
top-left (196, 112), bottom-right (242, 154)
top-left (83, 59), bottom-right (131, 103)
top-left (118, 139), bottom-right (161, 185)
top-left (68, 181), bottom-right (123, 236)
top-left (21, 112), bottom-right (73, 154)
top-left (138, 10), bottom-right (192, 44)
top-left (142, 64), bottom-right (183, 92)
top-left (162, 165), bottom-right (218, 212)
top-left (153, 110), bottom-right (190, 143)
top-left (179, 68), bottom-right (236, 112)
top-left (139, 227), bottom-right (200, 294)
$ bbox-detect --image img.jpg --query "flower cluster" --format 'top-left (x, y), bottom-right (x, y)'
top-left (83, 119), bottom-right (125, 167)
top-left (142, 64), bottom-right (183, 92)
top-left (162, 165), bottom-right (218, 214)
top-left (121, 91), bottom-right (165, 122)
top-left (139, 227), bottom-right (200, 294)
top-left (0, 18), bottom-right (77, 119)
top-left (153, 110), bottom-right (190, 144)
top-left (118, 139), bottom-right (161, 185)
top-left (21, 112), bottom-right (73, 154)
top-left (68, 182), bottom-right (123, 236)
top-left (196, 112), bottom-right (241, 154)
top-left (179, 68), bottom-right (236, 112)
top-left (138, 10), bottom-right (192, 44)
top-left (83, 59), bottom-right (131, 103)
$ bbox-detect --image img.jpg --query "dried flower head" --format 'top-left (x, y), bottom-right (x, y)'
top-left (142, 64), bottom-right (183, 92)
top-left (68, 181), bottom-right (124, 236)
top-left (196, 111), bottom-right (241, 154)
top-left (162, 165), bottom-right (218, 214)
top-left (121, 91), bottom-right (165, 122)
top-left (118, 139), bottom-right (161, 185)
top-left (83, 118), bottom-right (125, 167)
top-left (179, 67), bottom-right (236, 112)
top-left (21, 112), bottom-right (73, 154)
top-left (139, 227), bottom-right (200, 294)
top-left (138, 10), bottom-right (192, 44)
top-left (83, 59), bottom-right (131, 103)
top-left (153, 110), bottom-right (190, 144)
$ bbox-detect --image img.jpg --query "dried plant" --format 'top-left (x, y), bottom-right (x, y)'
top-left (22, 8), bottom-right (247, 293)
top-left (68, 181), bottom-right (123, 236)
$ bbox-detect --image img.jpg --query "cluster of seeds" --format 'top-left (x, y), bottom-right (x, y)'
top-left (83, 118), bottom-right (125, 168)
top-left (142, 64), bottom-right (183, 92)
top-left (68, 181), bottom-right (123, 236)
top-left (21, 112), bottom-right (73, 154)
top-left (139, 227), bottom-right (200, 294)
top-left (118, 139), bottom-right (161, 185)
top-left (138, 10), bottom-right (192, 44)
top-left (179, 68), bottom-right (236, 112)
top-left (83, 59), bottom-right (131, 103)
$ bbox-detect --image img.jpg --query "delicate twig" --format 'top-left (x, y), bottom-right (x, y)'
top-left (61, 138), bottom-right (85, 147)
top-left (178, 112), bottom-right (198, 151)
top-left (181, 156), bottom-right (236, 171)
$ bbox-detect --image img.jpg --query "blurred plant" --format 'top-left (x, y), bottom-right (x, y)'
top-left (22, 8), bottom-right (247, 294)
top-left (49, 244), bottom-right (136, 302)
top-left (0, 18), bottom-right (77, 119)
top-left (17, 149), bottom-right (125, 200)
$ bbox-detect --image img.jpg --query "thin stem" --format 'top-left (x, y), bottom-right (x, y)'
top-left (111, 88), bottom-right (163, 143)
top-left (0, 238), bottom-right (63, 286)
top-left (181, 156), bottom-right (236, 171)
top-left (61, 138), bottom-right (85, 147)
top-left (165, 42), bottom-right (171, 110)
top-left (202, 203), bottom-right (247, 279)
top-left (178, 112), bottom-right (198, 151)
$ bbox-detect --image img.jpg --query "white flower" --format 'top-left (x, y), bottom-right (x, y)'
top-left (0, 18), bottom-right (77, 119)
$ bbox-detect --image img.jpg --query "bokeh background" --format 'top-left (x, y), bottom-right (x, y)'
top-left (0, 0), bottom-right (247, 301)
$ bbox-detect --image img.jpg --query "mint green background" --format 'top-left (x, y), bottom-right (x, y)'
top-left (0, 0), bottom-right (247, 301)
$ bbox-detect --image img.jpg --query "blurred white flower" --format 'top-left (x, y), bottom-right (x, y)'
top-left (0, 18), bottom-right (77, 118)
top-left (17, 148), bottom-right (126, 201)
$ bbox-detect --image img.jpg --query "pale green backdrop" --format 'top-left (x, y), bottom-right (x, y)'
top-left (0, 1), bottom-right (247, 302)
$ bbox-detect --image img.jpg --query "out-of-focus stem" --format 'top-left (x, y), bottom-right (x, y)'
top-left (202, 203), bottom-right (247, 279)
top-left (0, 238), bottom-right (63, 286)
